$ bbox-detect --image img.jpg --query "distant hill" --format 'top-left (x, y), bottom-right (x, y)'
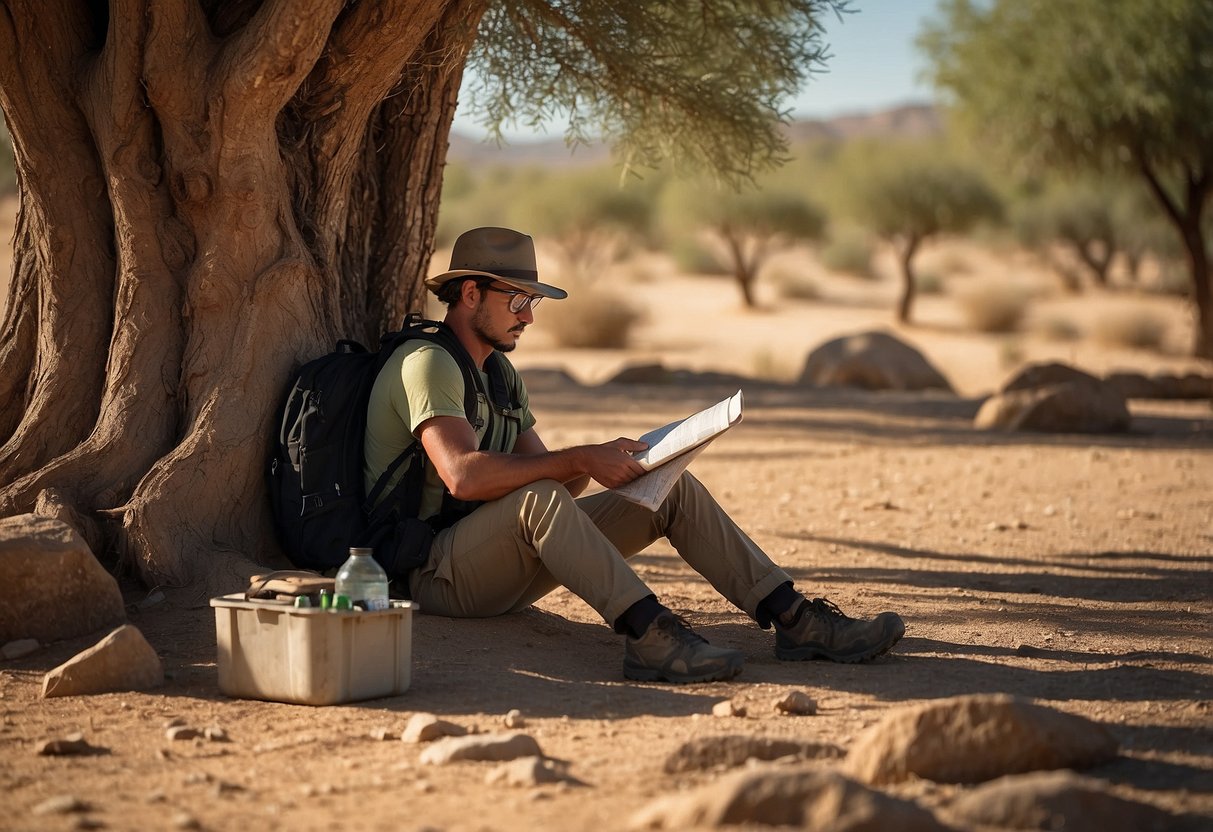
top-left (446, 102), bottom-right (940, 168)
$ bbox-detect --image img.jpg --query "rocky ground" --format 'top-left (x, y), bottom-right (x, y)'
top-left (2, 240), bottom-right (1212, 831)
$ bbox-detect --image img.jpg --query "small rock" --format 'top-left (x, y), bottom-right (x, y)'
top-left (36, 733), bottom-right (101, 756)
top-left (31, 795), bottom-right (89, 815)
top-left (774, 691), bottom-right (817, 715)
top-left (204, 725), bottom-right (229, 743)
top-left (41, 624), bottom-right (164, 698)
top-left (1043, 505), bottom-right (1057, 517)
top-left (2, 638), bottom-right (39, 660)
top-left (420, 732), bottom-right (542, 765)
top-left (503, 709), bottom-right (525, 729)
top-left (485, 756), bottom-right (574, 787)
top-left (166, 726), bottom-right (202, 742)
top-left (712, 699), bottom-right (746, 718)
top-left (172, 812), bottom-right (201, 830)
top-left (163, 717), bottom-right (186, 729)
top-left (402, 713), bottom-right (467, 744)
top-left (369, 726), bottom-right (395, 741)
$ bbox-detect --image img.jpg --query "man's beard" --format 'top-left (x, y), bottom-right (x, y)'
top-left (471, 304), bottom-right (523, 352)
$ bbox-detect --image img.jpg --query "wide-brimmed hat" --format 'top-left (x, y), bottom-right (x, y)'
top-left (425, 227), bottom-right (567, 299)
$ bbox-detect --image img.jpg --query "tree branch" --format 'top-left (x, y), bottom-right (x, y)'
top-left (144, 0), bottom-right (211, 126)
top-left (220, 0), bottom-right (345, 130)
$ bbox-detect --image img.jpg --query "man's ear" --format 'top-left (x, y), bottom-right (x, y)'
top-left (460, 279), bottom-right (482, 308)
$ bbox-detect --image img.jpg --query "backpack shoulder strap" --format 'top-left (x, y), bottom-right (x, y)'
top-left (390, 314), bottom-right (489, 431)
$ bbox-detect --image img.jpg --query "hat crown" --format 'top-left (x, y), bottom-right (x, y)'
top-left (450, 227), bottom-right (537, 275)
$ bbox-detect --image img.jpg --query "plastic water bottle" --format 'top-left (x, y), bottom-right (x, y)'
top-left (335, 547), bottom-right (390, 611)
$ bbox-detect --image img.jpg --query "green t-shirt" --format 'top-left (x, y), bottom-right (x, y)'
top-left (363, 340), bottom-right (535, 520)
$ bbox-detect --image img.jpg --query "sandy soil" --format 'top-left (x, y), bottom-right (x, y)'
top-left (2, 238), bottom-right (1212, 831)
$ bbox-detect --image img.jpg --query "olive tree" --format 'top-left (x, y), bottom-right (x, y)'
top-left (852, 150), bottom-right (1000, 323)
top-left (921, 0), bottom-right (1213, 357)
top-left (1013, 181), bottom-right (1126, 292)
top-left (0, 0), bottom-right (847, 589)
top-left (665, 182), bottom-right (826, 308)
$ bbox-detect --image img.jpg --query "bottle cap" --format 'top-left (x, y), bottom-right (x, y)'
top-left (294, 596), bottom-right (312, 608)
top-left (334, 595), bottom-right (352, 610)
top-left (349, 547), bottom-right (374, 557)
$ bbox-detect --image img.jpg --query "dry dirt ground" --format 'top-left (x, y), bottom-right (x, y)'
top-left (2, 233), bottom-right (1212, 831)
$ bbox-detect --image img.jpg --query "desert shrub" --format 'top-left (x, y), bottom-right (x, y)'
top-left (768, 267), bottom-right (821, 301)
top-left (668, 237), bottom-right (730, 275)
top-left (820, 225), bottom-right (876, 279)
top-left (916, 271), bottom-right (945, 295)
top-left (955, 282), bottom-right (1029, 332)
top-left (999, 338), bottom-right (1025, 369)
top-left (750, 348), bottom-right (794, 381)
top-left (1037, 315), bottom-right (1082, 341)
top-left (1146, 264), bottom-right (1191, 298)
top-left (543, 285), bottom-right (643, 348)
top-left (1092, 309), bottom-right (1167, 350)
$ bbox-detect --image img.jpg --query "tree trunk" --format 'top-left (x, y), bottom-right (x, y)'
top-left (1183, 219), bottom-right (1212, 360)
top-left (723, 228), bottom-right (758, 309)
top-left (1136, 156), bottom-right (1212, 358)
top-left (895, 235), bottom-right (921, 324)
top-left (0, 0), bottom-right (485, 592)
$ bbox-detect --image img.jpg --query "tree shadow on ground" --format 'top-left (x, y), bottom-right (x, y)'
top-left (526, 379), bottom-right (1213, 449)
top-left (771, 535), bottom-right (1213, 605)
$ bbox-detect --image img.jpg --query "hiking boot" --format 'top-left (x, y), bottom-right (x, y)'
top-left (775, 598), bottom-right (905, 663)
top-left (624, 612), bottom-right (745, 684)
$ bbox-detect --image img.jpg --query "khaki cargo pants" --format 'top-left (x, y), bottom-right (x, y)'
top-left (407, 472), bottom-right (792, 628)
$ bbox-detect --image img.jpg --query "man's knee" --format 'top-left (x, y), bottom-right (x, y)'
top-left (504, 479), bottom-right (578, 528)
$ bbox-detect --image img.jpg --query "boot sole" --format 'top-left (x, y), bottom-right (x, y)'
top-left (623, 658), bottom-right (744, 684)
top-left (776, 627), bottom-right (904, 663)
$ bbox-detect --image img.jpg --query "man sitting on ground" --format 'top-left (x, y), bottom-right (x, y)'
top-left (364, 226), bottom-right (905, 683)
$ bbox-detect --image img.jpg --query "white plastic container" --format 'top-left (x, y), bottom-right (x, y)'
top-left (210, 594), bottom-right (417, 705)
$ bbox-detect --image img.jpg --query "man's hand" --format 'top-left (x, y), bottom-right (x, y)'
top-left (580, 438), bottom-right (648, 488)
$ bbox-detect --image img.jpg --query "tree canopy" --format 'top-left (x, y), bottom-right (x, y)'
top-left (919, 0), bottom-right (1213, 356)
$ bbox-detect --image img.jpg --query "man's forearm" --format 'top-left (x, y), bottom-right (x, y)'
top-left (442, 446), bottom-right (593, 502)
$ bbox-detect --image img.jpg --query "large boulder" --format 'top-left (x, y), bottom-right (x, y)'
top-left (1105, 370), bottom-right (1213, 401)
top-left (797, 331), bottom-right (953, 393)
top-left (943, 769), bottom-right (1184, 832)
top-left (631, 765), bottom-right (948, 831)
top-left (0, 514), bottom-right (125, 643)
top-left (41, 624), bottom-right (164, 697)
top-left (976, 362), bottom-right (1130, 433)
top-left (843, 694), bottom-right (1118, 786)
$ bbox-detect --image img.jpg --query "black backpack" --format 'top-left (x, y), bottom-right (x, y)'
top-left (267, 314), bottom-right (519, 583)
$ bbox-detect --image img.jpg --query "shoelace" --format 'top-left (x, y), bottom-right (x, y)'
top-left (807, 597), bottom-right (852, 620)
top-left (659, 613), bottom-right (708, 645)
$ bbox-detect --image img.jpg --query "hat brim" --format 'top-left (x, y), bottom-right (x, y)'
top-left (425, 269), bottom-right (568, 300)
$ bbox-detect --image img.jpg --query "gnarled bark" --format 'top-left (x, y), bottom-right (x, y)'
top-left (0, 0), bottom-right (484, 591)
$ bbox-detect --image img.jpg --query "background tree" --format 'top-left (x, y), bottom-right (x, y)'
top-left (509, 167), bottom-right (659, 280)
top-left (920, 0), bottom-right (1213, 358)
top-left (0, 0), bottom-right (847, 589)
top-left (664, 182), bottom-right (826, 308)
top-left (1012, 180), bottom-right (1128, 292)
top-left (849, 146), bottom-right (1001, 323)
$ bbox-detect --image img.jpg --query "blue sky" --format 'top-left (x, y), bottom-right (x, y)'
top-left (451, 0), bottom-right (941, 142)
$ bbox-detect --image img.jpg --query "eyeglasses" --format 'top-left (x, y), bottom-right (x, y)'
top-left (481, 284), bottom-right (543, 313)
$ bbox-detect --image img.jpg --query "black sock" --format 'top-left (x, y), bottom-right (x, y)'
top-left (614, 595), bottom-right (666, 638)
top-left (757, 582), bottom-right (805, 630)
